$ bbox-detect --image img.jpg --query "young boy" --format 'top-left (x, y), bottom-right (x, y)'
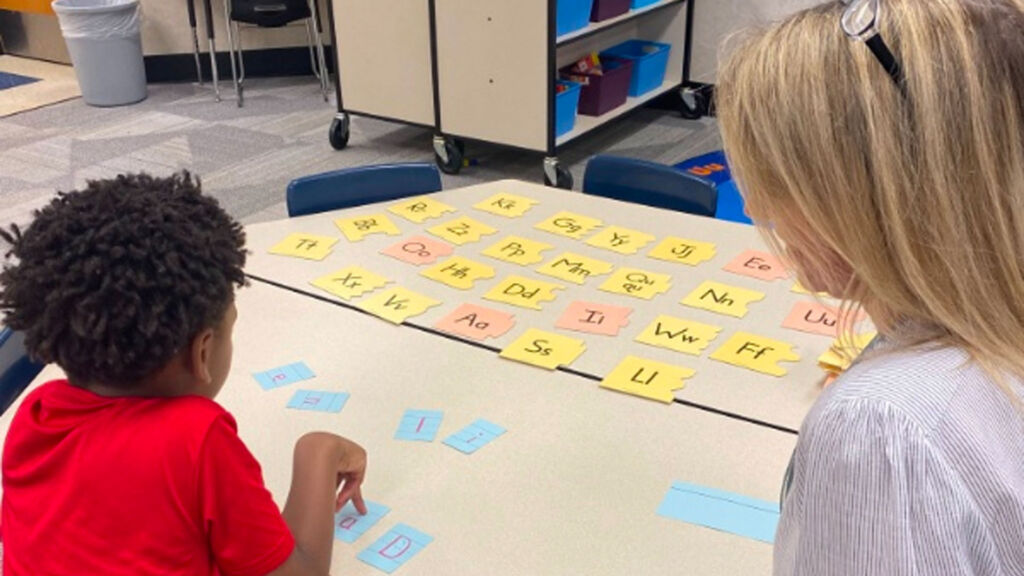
top-left (0, 172), bottom-right (367, 575)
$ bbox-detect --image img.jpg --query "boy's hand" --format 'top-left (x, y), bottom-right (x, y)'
top-left (333, 437), bottom-right (367, 514)
top-left (294, 432), bottom-right (368, 515)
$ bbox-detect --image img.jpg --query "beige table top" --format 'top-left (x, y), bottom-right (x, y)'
top-left (243, 179), bottom-right (838, 432)
top-left (3, 281), bottom-right (796, 575)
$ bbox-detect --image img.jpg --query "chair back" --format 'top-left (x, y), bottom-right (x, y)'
top-left (230, 0), bottom-right (310, 27)
top-left (0, 328), bottom-right (44, 415)
top-left (582, 155), bottom-right (718, 217)
top-left (287, 163), bottom-right (443, 217)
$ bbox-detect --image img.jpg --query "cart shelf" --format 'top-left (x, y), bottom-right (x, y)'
top-left (556, 0), bottom-right (686, 46)
top-left (556, 79), bottom-right (679, 146)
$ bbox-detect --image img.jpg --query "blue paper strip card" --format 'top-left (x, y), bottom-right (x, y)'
top-left (394, 410), bottom-right (444, 442)
top-left (442, 419), bottom-right (505, 454)
top-left (253, 362), bottom-right (315, 390)
top-left (357, 523), bottom-right (433, 574)
top-left (286, 390), bottom-right (349, 413)
top-left (656, 481), bottom-right (781, 543)
top-left (334, 500), bottom-right (390, 544)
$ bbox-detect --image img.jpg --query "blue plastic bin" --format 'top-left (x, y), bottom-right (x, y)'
top-left (558, 0), bottom-right (594, 36)
top-left (555, 81), bottom-right (582, 138)
top-left (631, 0), bottom-right (661, 8)
top-left (601, 39), bottom-right (671, 97)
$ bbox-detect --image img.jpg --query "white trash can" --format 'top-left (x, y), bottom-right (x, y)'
top-left (52, 0), bottom-right (147, 106)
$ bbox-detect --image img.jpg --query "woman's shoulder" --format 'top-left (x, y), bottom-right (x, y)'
top-left (803, 344), bottom-right (1014, 441)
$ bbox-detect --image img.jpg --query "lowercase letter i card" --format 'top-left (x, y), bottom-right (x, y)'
top-left (443, 419), bottom-right (506, 455)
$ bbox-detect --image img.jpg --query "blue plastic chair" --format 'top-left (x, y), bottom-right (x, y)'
top-left (0, 328), bottom-right (44, 415)
top-left (582, 155), bottom-right (718, 218)
top-left (286, 163), bottom-right (443, 217)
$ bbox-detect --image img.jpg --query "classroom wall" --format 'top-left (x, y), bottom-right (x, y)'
top-left (137, 0), bottom-right (330, 56)
top-left (689, 0), bottom-right (825, 84)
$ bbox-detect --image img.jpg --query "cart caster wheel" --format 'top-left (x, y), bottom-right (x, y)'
top-left (434, 136), bottom-right (464, 175)
top-left (680, 87), bottom-right (708, 120)
top-left (329, 114), bottom-right (350, 150)
top-left (544, 164), bottom-right (573, 190)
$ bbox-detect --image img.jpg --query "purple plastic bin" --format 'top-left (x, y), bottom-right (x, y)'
top-left (591, 0), bottom-right (630, 21)
top-left (560, 57), bottom-right (634, 116)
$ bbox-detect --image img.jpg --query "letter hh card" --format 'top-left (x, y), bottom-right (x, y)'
top-left (420, 256), bottom-right (496, 290)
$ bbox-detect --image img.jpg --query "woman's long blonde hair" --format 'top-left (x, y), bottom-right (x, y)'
top-left (717, 0), bottom-right (1024, 382)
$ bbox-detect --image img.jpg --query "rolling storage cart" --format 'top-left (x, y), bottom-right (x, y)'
top-left (326, 0), bottom-right (698, 189)
top-left (326, 0), bottom-right (436, 150)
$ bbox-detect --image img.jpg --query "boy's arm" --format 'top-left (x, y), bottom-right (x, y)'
top-left (268, 432), bottom-right (368, 576)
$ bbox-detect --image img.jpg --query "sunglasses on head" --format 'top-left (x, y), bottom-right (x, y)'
top-left (840, 0), bottom-right (907, 94)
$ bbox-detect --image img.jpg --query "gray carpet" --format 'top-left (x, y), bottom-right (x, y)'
top-left (0, 76), bottom-right (721, 229)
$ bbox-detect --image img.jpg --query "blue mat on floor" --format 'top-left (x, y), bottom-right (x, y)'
top-left (0, 71), bottom-right (40, 91)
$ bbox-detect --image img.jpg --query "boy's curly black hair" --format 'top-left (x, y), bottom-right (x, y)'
top-left (0, 172), bottom-right (247, 388)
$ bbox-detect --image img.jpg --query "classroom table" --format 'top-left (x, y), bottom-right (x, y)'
top-left (3, 281), bottom-right (797, 575)
top-left (243, 179), bottom-right (842, 433)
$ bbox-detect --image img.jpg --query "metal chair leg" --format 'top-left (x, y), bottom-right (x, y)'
top-left (305, 20), bottom-right (319, 79)
top-left (208, 38), bottom-right (220, 101)
top-left (204, 0), bottom-right (220, 100)
top-left (307, 0), bottom-right (329, 102)
top-left (223, 0), bottom-right (243, 107)
top-left (187, 0), bottom-right (203, 85)
top-left (236, 23), bottom-right (246, 86)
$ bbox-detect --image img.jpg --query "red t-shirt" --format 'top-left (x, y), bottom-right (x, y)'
top-left (1, 380), bottom-right (294, 575)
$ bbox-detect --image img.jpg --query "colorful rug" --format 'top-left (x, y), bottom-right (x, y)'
top-left (0, 71), bottom-right (40, 90)
top-left (0, 55), bottom-right (80, 117)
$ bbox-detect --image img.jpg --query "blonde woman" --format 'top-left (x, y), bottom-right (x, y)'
top-left (717, 0), bottom-right (1024, 573)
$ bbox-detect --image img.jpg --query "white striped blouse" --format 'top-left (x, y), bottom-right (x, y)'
top-left (774, 342), bottom-right (1024, 575)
